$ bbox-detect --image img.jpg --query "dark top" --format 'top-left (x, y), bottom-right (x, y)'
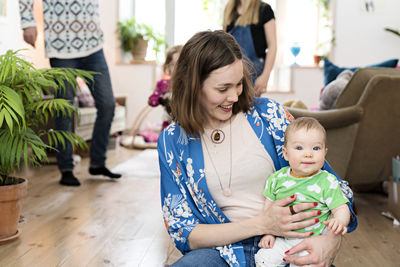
top-left (226, 2), bottom-right (275, 59)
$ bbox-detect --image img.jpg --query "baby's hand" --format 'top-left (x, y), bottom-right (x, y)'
top-left (258, 234), bottom-right (275, 248)
top-left (323, 218), bottom-right (347, 235)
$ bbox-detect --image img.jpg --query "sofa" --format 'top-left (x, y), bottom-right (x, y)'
top-left (74, 96), bottom-right (127, 141)
top-left (285, 68), bottom-right (400, 192)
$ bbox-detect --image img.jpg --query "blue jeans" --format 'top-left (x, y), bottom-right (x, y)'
top-left (171, 236), bottom-right (334, 267)
top-left (171, 236), bottom-right (264, 267)
top-left (50, 49), bottom-right (115, 171)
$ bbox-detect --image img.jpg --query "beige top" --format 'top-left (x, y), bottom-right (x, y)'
top-left (201, 112), bottom-right (275, 222)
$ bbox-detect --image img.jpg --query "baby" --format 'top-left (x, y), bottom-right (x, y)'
top-left (255, 117), bottom-right (350, 267)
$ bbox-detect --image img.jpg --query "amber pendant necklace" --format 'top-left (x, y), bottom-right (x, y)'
top-left (210, 129), bottom-right (225, 144)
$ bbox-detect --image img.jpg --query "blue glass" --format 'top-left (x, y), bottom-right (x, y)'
top-left (290, 45), bottom-right (301, 66)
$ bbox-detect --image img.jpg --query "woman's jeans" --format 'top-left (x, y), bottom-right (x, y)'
top-left (49, 49), bottom-right (115, 171)
top-left (171, 236), bottom-right (263, 267)
top-left (171, 236), bottom-right (335, 267)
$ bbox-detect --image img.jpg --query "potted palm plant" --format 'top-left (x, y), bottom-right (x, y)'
top-left (117, 17), bottom-right (166, 60)
top-left (0, 50), bottom-right (90, 243)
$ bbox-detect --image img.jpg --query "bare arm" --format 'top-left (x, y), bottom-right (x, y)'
top-left (188, 195), bottom-right (320, 249)
top-left (254, 19), bottom-right (277, 95)
top-left (323, 204), bottom-right (351, 235)
top-left (330, 204), bottom-right (351, 226)
top-left (258, 198), bottom-right (276, 248)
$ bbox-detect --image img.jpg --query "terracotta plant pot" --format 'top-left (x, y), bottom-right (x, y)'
top-left (0, 177), bottom-right (28, 242)
top-left (313, 55), bottom-right (323, 66)
top-left (131, 38), bottom-right (149, 61)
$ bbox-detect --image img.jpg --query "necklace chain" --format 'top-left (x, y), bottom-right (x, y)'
top-left (203, 118), bottom-right (232, 197)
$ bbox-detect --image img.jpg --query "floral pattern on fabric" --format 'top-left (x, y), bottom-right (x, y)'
top-left (148, 78), bottom-right (170, 107)
top-left (158, 97), bottom-right (357, 267)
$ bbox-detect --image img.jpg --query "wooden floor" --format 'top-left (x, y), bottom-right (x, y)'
top-left (0, 145), bottom-right (399, 266)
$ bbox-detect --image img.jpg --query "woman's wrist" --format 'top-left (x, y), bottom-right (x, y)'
top-left (326, 228), bottom-right (342, 243)
top-left (324, 231), bottom-right (342, 264)
top-left (243, 214), bottom-right (271, 236)
top-left (189, 217), bottom-right (267, 249)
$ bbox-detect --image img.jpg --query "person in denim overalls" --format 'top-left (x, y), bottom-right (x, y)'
top-left (223, 0), bottom-right (277, 96)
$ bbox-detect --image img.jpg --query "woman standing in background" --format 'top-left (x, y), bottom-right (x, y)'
top-left (223, 0), bottom-right (277, 95)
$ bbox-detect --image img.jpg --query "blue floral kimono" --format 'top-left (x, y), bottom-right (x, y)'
top-left (158, 97), bottom-right (358, 267)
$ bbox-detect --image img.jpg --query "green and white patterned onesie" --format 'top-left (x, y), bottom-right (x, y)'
top-left (255, 167), bottom-right (350, 267)
top-left (264, 166), bottom-right (349, 236)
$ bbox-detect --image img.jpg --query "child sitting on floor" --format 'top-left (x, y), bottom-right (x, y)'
top-left (148, 45), bottom-right (182, 129)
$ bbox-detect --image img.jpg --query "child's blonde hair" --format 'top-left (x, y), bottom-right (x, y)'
top-left (163, 45), bottom-right (183, 75)
top-left (284, 117), bottom-right (327, 147)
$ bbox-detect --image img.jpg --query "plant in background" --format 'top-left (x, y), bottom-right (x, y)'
top-left (313, 0), bottom-right (330, 13)
top-left (384, 27), bottom-right (400, 38)
top-left (0, 50), bottom-right (90, 184)
top-left (116, 17), bottom-right (166, 59)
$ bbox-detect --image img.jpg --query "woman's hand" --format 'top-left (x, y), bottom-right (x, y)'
top-left (257, 195), bottom-right (322, 238)
top-left (188, 195), bottom-right (321, 250)
top-left (283, 231), bottom-right (341, 267)
top-left (23, 27), bottom-right (37, 47)
top-left (254, 73), bottom-right (269, 96)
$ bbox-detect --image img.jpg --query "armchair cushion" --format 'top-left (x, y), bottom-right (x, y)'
top-left (74, 96), bottom-right (127, 141)
top-left (323, 58), bottom-right (398, 86)
top-left (76, 77), bottom-right (95, 107)
top-left (320, 70), bottom-right (353, 110)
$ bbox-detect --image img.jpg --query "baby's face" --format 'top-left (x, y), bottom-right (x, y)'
top-left (283, 128), bottom-right (327, 177)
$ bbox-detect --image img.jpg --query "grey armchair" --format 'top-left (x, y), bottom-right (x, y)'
top-left (285, 68), bottom-right (400, 192)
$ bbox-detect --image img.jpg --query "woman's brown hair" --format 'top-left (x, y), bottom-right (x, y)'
top-left (170, 30), bottom-right (254, 137)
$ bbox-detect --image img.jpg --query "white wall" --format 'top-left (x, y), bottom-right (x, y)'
top-left (270, 0), bottom-right (400, 108)
top-left (0, 0), bottom-right (48, 68)
top-left (267, 66), bottom-right (323, 109)
top-left (334, 0), bottom-right (400, 66)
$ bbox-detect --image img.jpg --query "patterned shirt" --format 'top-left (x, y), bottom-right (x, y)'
top-left (264, 166), bottom-right (349, 236)
top-left (19, 0), bottom-right (103, 58)
top-left (157, 97), bottom-right (358, 267)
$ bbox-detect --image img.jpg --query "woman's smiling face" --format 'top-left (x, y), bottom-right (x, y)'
top-left (199, 59), bottom-right (244, 128)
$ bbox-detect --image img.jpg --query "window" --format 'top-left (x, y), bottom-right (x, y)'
top-left (174, 0), bottom-right (225, 45)
top-left (275, 0), bottom-right (332, 66)
top-left (271, 0), bottom-right (332, 91)
top-left (118, 0), bottom-right (224, 61)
